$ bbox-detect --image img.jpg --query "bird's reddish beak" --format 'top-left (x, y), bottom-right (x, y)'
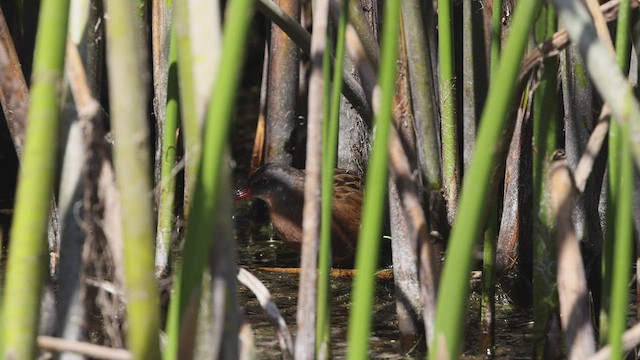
top-left (234, 187), bottom-right (253, 201)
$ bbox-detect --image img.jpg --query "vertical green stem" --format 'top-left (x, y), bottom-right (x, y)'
top-left (346, 0), bottom-right (400, 356)
top-left (532, 5), bottom-right (559, 358)
top-left (156, 27), bottom-right (179, 277)
top-left (173, 0), bottom-right (201, 217)
top-left (401, 0), bottom-right (442, 189)
top-left (430, 0), bottom-right (540, 355)
top-left (0, 0), bottom-right (69, 357)
top-left (104, 0), bottom-right (161, 357)
top-left (317, 1), bottom-right (347, 357)
top-left (608, 120), bottom-right (633, 359)
top-left (317, 43), bottom-right (333, 359)
top-left (165, 0), bottom-right (255, 358)
top-left (479, 0), bottom-right (504, 352)
top-left (607, 0), bottom-right (632, 353)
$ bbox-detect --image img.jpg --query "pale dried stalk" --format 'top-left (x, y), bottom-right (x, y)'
top-left (295, 0), bottom-right (330, 356)
top-left (520, 0), bottom-right (633, 80)
top-left (388, 126), bottom-right (438, 345)
top-left (574, 113), bottom-right (610, 193)
top-left (589, 320), bottom-right (640, 360)
top-left (66, 39), bottom-right (125, 286)
top-left (549, 157), bottom-right (596, 360)
top-left (237, 268), bottom-right (293, 359)
top-left (37, 336), bottom-right (132, 360)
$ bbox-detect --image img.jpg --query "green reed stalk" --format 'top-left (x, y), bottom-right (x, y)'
top-left (0, 0), bottom-right (69, 357)
top-left (429, 0), bottom-right (540, 356)
top-left (317, 44), bottom-right (333, 360)
top-left (532, 5), bottom-right (559, 358)
top-left (608, 119), bottom-right (633, 359)
top-left (317, 1), bottom-right (347, 357)
top-left (401, 0), bottom-right (441, 189)
top-left (479, 0), bottom-right (505, 351)
top-left (601, 32), bottom-right (624, 354)
top-left (104, 0), bottom-right (161, 357)
top-left (607, 0), bottom-right (632, 354)
top-left (438, 0), bottom-right (460, 219)
top-left (164, 4), bottom-right (197, 356)
top-left (600, 56), bottom-right (621, 353)
top-left (346, 0), bottom-right (399, 356)
top-left (164, 0), bottom-right (255, 357)
top-left (156, 28), bottom-right (179, 277)
top-left (173, 0), bottom-right (201, 215)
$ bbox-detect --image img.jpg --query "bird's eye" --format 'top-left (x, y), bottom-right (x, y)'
top-left (259, 177), bottom-right (268, 186)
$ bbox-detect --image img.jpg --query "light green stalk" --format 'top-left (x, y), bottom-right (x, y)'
top-left (479, 0), bottom-right (505, 351)
top-left (163, 4), bottom-right (199, 356)
top-left (0, 0), bottom-right (69, 357)
top-left (173, 0), bottom-right (201, 216)
top-left (401, 0), bottom-right (441, 189)
top-left (532, 5), bottom-right (559, 358)
top-left (607, 0), bottom-right (632, 353)
top-left (346, 0), bottom-right (399, 357)
top-left (429, 0), bottom-right (541, 356)
top-left (156, 28), bottom-right (179, 277)
top-left (164, 0), bottom-right (255, 357)
top-left (316, 22), bottom-right (333, 360)
top-left (104, 0), bottom-right (161, 357)
top-left (608, 120), bottom-right (633, 359)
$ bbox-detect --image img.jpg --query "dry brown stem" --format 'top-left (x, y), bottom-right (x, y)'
top-left (0, 7), bottom-right (29, 159)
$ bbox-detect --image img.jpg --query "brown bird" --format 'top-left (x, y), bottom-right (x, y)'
top-left (234, 163), bottom-right (363, 267)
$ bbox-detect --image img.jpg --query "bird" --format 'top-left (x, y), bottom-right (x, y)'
top-left (234, 163), bottom-right (363, 268)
